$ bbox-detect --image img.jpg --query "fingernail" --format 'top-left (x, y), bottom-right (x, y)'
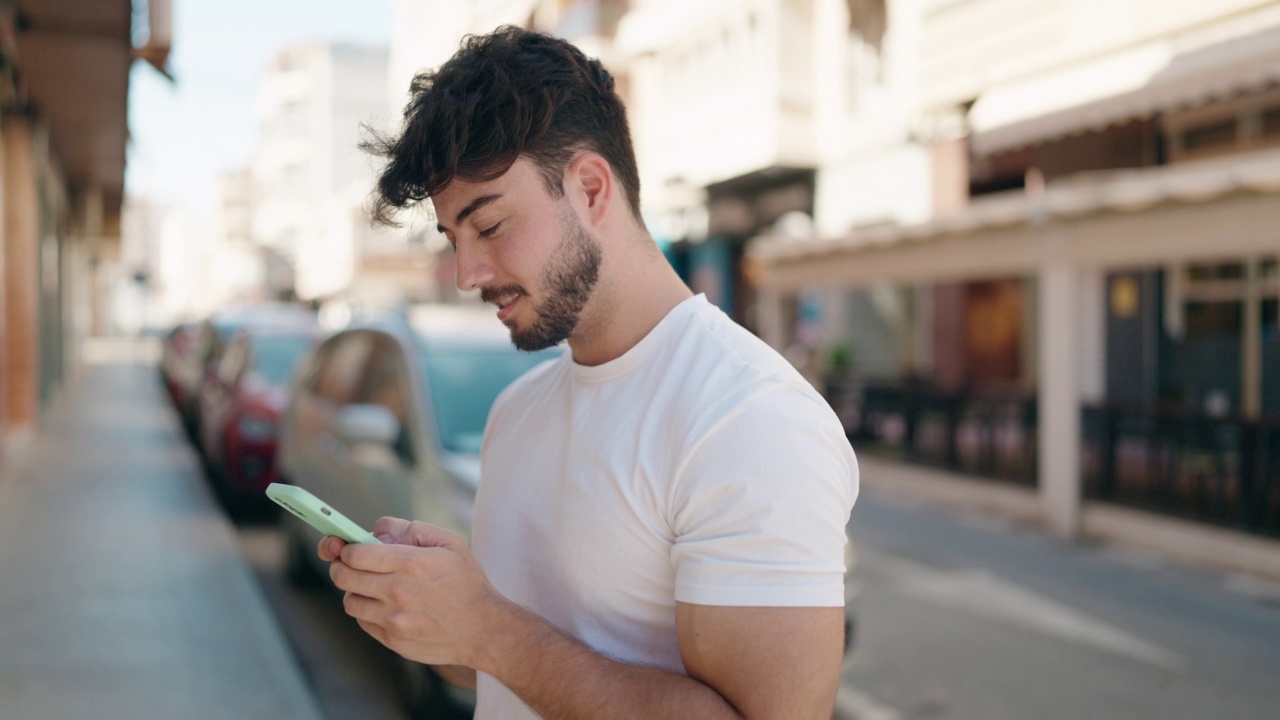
top-left (376, 533), bottom-right (395, 544)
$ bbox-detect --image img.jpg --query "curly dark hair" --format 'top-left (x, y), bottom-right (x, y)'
top-left (362, 26), bottom-right (642, 227)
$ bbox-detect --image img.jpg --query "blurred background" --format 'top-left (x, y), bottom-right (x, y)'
top-left (2, 1), bottom-right (1280, 719)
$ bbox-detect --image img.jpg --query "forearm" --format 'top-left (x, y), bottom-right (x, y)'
top-left (434, 664), bottom-right (476, 691)
top-left (474, 602), bottom-right (744, 720)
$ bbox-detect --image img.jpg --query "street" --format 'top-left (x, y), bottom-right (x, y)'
top-left (837, 494), bottom-right (1280, 720)
top-left (229, 485), bottom-right (1280, 720)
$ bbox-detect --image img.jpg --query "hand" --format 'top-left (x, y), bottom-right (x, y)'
top-left (323, 519), bottom-right (505, 668)
top-left (316, 519), bottom-right (402, 561)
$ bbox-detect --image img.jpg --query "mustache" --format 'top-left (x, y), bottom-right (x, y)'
top-left (480, 284), bottom-right (528, 304)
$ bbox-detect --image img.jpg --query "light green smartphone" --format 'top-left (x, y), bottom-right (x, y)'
top-left (266, 483), bottom-right (380, 544)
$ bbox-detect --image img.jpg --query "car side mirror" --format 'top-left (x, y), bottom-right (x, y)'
top-left (336, 404), bottom-right (400, 446)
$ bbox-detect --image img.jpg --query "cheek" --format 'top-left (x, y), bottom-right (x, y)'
top-left (499, 224), bottom-right (559, 276)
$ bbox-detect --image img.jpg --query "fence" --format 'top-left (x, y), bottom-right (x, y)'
top-left (827, 378), bottom-right (1280, 538)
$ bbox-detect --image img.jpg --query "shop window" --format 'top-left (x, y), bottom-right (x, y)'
top-left (1182, 119), bottom-right (1238, 155)
top-left (1263, 107), bottom-right (1280, 139)
top-left (1188, 262), bottom-right (1245, 282)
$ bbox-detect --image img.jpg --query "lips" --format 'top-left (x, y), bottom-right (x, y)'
top-left (495, 294), bottom-right (520, 321)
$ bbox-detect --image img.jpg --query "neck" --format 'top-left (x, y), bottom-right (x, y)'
top-left (566, 231), bottom-right (693, 367)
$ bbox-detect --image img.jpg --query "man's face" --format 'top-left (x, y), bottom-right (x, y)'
top-left (433, 158), bottom-right (602, 351)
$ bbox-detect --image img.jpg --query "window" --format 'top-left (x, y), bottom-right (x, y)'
top-left (420, 345), bottom-right (558, 455)
top-left (1182, 119), bottom-right (1237, 154)
top-left (352, 335), bottom-right (415, 464)
top-left (250, 334), bottom-right (317, 387)
top-left (1262, 107), bottom-right (1280, 139)
top-left (845, 0), bottom-right (887, 111)
top-left (217, 339), bottom-right (248, 385)
top-left (314, 333), bottom-right (374, 405)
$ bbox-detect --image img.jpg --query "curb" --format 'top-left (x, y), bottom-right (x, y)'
top-left (856, 455), bottom-right (1280, 584)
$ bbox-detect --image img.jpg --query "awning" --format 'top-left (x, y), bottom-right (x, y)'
top-left (750, 146), bottom-right (1280, 290)
top-left (12, 0), bottom-right (135, 223)
top-left (969, 25), bottom-right (1280, 156)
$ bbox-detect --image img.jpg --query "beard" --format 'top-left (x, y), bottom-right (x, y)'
top-left (481, 206), bottom-right (602, 352)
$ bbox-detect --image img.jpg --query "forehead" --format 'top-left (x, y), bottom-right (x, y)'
top-left (431, 157), bottom-right (544, 217)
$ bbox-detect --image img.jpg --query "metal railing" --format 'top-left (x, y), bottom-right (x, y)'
top-left (1082, 405), bottom-right (1280, 538)
top-left (828, 379), bottom-right (1037, 486)
top-left (826, 377), bottom-right (1280, 538)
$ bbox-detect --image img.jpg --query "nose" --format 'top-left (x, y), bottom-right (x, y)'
top-left (454, 237), bottom-right (496, 291)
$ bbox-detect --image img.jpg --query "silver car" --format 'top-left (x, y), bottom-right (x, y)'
top-left (277, 304), bottom-right (559, 717)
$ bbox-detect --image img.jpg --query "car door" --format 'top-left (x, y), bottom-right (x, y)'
top-left (202, 336), bottom-right (248, 463)
top-left (343, 333), bottom-right (420, 530)
top-left (288, 331), bottom-right (376, 529)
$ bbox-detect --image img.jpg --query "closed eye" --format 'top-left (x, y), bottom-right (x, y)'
top-left (479, 221), bottom-right (503, 238)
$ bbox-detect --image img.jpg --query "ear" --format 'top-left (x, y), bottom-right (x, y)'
top-left (565, 152), bottom-right (613, 231)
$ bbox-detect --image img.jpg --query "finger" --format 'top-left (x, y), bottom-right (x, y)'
top-left (355, 616), bottom-right (389, 648)
top-left (342, 589), bottom-right (382, 623)
top-left (372, 516), bottom-right (412, 541)
top-left (341, 539), bottom-right (458, 575)
top-left (330, 557), bottom-right (393, 598)
top-left (318, 535), bottom-right (346, 562)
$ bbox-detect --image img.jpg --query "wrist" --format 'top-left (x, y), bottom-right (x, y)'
top-left (468, 596), bottom-right (553, 682)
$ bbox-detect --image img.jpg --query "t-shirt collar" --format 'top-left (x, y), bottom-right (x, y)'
top-left (570, 294), bottom-right (707, 383)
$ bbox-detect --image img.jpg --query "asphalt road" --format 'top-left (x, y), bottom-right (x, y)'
top-left (835, 493), bottom-right (1280, 720)
top-left (233, 493), bottom-right (1280, 720)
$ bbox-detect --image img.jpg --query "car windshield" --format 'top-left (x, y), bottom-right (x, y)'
top-left (421, 345), bottom-right (557, 455)
top-left (252, 335), bottom-right (316, 386)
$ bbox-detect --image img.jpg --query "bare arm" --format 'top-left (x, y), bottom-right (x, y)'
top-left (475, 601), bottom-right (844, 720)
top-left (325, 522), bottom-right (845, 719)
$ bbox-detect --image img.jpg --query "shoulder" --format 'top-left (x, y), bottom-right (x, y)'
top-left (674, 300), bottom-right (835, 434)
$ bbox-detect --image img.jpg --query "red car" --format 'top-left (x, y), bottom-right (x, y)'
top-left (198, 323), bottom-right (323, 513)
top-left (159, 321), bottom-right (200, 410)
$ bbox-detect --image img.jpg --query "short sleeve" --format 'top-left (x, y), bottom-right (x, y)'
top-left (669, 384), bottom-right (859, 607)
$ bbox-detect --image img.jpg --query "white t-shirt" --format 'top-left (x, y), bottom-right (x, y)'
top-left (470, 294), bottom-right (859, 719)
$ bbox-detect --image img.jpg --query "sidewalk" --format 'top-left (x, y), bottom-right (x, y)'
top-left (857, 454), bottom-right (1280, 585)
top-left (0, 339), bottom-right (322, 720)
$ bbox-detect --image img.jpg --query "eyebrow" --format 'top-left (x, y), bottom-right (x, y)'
top-left (436, 193), bottom-right (504, 234)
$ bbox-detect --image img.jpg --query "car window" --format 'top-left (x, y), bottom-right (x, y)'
top-left (314, 333), bottom-right (375, 405)
top-left (354, 335), bottom-right (416, 464)
top-left (251, 334), bottom-right (317, 387)
top-left (420, 346), bottom-right (557, 455)
top-left (217, 339), bottom-right (248, 384)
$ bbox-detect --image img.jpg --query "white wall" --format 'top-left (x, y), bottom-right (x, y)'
top-left (814, 144), bottom-right (932, 236)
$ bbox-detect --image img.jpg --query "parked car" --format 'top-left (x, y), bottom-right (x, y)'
top-left (159, 321), bottom-right (200, 409)
top-left (278, 304), bottom-right (559, 717)
top-left (197, 322), bottom-right (323, 513)
top-left (171, 303), bottom-right (316, 445)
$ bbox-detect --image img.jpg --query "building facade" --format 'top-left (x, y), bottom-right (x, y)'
top-left (744, 0), bottom-right (1280, 538)
top-left (248, 42), bottom-right (392, 301)
top-left (0, 0), bottom-right (162, 457)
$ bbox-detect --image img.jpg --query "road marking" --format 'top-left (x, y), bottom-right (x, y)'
top-left (1223, 574), bottom-right (1280, 605)
top-left (1101, 546), bottom-right (1169, 572)
top-left (879, 553), bottom-right (1187, 671)
top-left (833, 686), bottom-right (901, 720)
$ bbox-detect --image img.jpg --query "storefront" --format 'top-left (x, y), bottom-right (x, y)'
top-left (751, 148), bottom-right (1280, 538)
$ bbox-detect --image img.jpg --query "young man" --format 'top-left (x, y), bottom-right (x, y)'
top-left (320, 26), bottom-right (859, 719)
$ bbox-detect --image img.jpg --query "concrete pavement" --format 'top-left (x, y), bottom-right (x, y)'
top-left (0, 339), bottom-right (322, 720)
